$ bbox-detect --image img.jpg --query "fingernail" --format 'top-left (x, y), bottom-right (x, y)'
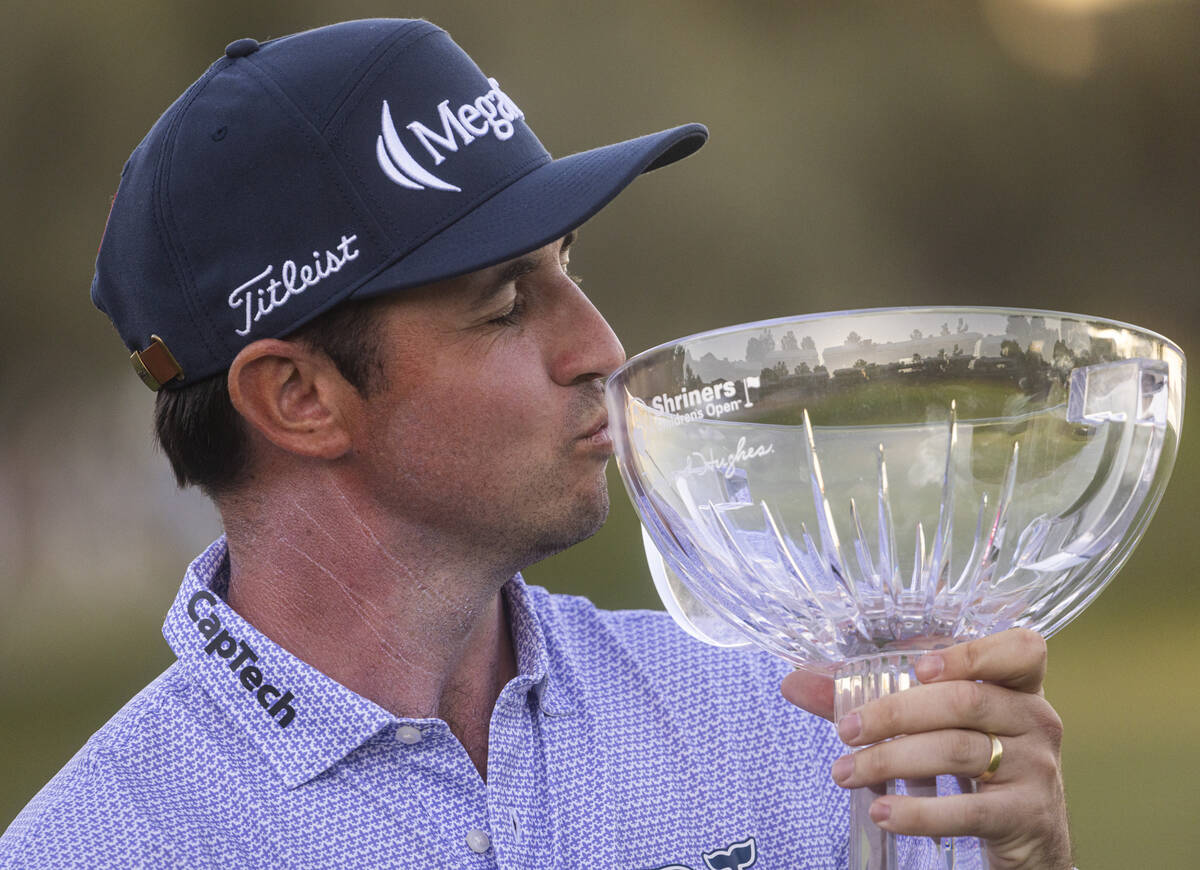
top-left (869, 801), bottom-right (892, 824)
top-left (831, 755), bottom-right (854, 783)
top-left (916, 653), bottom-right (944, 681)
top-left (837, 712), bottom-right (861, 743)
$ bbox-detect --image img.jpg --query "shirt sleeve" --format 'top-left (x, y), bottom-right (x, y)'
top-left (0, 745), bottom-right (193, 870)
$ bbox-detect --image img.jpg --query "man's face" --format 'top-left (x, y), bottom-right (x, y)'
top-left (349, 233), bottom-right (626, 574)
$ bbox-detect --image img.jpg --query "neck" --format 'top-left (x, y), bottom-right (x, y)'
top-left (219, 473), bottom-right (518, 778)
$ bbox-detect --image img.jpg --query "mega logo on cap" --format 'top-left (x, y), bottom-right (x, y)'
top-left (375, 77), bottom-right (525, 192)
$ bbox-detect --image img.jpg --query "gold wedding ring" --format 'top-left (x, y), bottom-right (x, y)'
top-left (973, 732), bottom-right (1004, 783)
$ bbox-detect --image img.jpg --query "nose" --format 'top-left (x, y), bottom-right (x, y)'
top-left (549, 280), bottom-right (626, 386)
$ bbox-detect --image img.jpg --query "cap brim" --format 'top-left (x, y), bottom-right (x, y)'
top-left (354, 123), bottom-right (707, 296)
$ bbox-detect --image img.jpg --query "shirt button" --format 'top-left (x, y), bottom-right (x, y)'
top-left (465, 829), bottom-right (491, 854)
top-left (395, 725), bottom-right (422, 745)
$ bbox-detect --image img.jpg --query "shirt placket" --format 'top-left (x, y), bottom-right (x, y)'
top-left (368, 720), bottom-right (497, 869)
top-left (482, 679), bottom-right (553, 869)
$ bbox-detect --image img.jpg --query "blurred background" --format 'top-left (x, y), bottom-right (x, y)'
top-left (1, 1), bottom-right (1196, 865)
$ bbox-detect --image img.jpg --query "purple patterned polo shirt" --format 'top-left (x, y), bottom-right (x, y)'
top-left (2, 536), bottom-right (975, 868)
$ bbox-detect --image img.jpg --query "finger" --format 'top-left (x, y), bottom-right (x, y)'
top-left (871, 792), bottom-right (1074, 868)
top-left (867, 791), bottom-right (1024, 840)
top-left (780, 666), bottom-right (835, 721)
top-left (837, 680), bottom-right (1056, 745)
top-left (914, 628), bottom-right (1047, 694)
top-left (831, 729), bottom-right (1012, 788)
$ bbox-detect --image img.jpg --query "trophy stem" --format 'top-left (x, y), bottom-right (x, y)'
top-left (834, 651), bottom-right (988, 870)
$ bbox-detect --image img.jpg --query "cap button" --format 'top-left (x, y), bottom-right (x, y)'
top-left (224, 38), bottom-right (260, 58)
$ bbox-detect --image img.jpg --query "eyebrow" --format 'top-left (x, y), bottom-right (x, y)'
top-left (473, 230), bottom-right (578, 305)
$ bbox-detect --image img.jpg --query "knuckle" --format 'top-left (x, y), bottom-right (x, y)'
top-left (950, 680), bottom-right (988, 722)
top-left (1029, 698), bottom-right (1065, 745)
top-left (1013, 628), bottom-right (1047, 664)
top-left (962, 797), bottom-right (990, 832)
top-left (961, 637), bottom-right (983, 674)
top-left (856, 746), bottom-right (886, 781)
top-left (1023, 731), bottom-right (1066, 781)
top-left (870, 699), bottom-right (901, 738)
top-left (1044, 711), bottom-right (1065, 747)
top-left (946, 730), bottom-right (978, 767)
top-left (1031, 749), bottom-right (1064, 783)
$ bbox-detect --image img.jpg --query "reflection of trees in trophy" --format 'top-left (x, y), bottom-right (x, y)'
top-left (652, 315), bottom-right (1136, 434)
top-left (666, 315), bottom-right (1144, 430)
top-left (634, 344), bottom-right (691, 400)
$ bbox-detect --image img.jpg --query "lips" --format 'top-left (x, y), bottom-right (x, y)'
top-left (578, 414), bottom-right (612, 449)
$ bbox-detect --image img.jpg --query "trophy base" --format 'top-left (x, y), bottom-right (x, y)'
top-left (834, 651), bottom-right (989, 870)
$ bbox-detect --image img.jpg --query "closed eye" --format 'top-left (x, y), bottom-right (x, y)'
top-left (488, 294), bottom-right (526, 327)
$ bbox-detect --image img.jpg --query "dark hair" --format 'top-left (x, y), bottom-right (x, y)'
top-left (154, 297), bottom-right (387, 496)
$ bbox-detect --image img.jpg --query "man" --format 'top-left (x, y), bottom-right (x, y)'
top-left (0, 19), bottom-right (1071, 869)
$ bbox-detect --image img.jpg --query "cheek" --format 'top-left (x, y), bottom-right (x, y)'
top-left (381, 367), bottom-right (559, 464)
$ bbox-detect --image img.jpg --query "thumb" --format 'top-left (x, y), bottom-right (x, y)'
top-left (780, 666), bottom-right (836, 722)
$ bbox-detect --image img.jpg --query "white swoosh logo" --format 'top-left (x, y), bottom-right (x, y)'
top-left (376, 101), bottom-right (461, 192)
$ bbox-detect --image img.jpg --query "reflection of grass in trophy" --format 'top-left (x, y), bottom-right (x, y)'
top-left (741, 379), bottom-right (1046, 427)
top-left (735, 378), bottom-right (1091, 486)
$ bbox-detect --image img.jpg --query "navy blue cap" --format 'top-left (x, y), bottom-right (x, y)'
top-left (92, 19), bottom-right (707, 389)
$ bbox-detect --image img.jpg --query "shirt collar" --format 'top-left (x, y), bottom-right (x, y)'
top-left (163, 536), bottom-right (581, 789)
top-left (163, 537), bottom-right (396, 789)
top-left (503, 573), bottom-right (581, 718)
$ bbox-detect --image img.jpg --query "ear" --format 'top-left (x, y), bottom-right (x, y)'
top-left (227, 339), bottom-right (356, 460)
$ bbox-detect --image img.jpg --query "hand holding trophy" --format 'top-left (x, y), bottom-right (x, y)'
top-left (606, 307), bottom-right (1184, 869)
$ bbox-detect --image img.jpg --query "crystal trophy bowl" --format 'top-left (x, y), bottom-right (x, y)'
top-left (605, 307), bottom-right (1184, 869)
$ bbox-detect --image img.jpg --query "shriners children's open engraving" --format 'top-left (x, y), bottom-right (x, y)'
top-left (650, 379), bottom-right (742, 419)
top-left (644, 379), bottom-right (775, 478)
top-left (187, 590), bottom-right (296, 728)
